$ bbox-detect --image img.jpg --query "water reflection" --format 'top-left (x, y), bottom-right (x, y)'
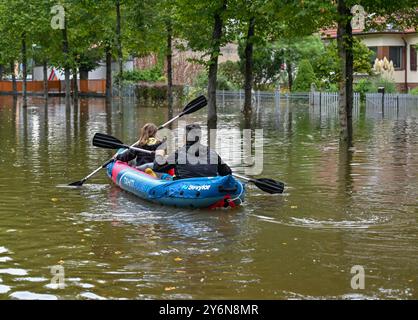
top-left (0, 95), bottom-right (417, 299)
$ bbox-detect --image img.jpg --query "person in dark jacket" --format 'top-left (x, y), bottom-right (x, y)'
top-left (116, 123), bottom-right (163, 170)
top-left (153, 124), bottom-right (232, 179)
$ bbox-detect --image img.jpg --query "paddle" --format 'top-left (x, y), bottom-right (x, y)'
top-left (68, 95), bottom-right (207, 186)
top-left (233, 173), bottom-right (285, 194)
top-left (92, 133), bottom-right (154, 154)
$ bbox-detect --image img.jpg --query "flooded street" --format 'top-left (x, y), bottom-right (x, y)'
top-left (0, 95), bottom-right (417, 299)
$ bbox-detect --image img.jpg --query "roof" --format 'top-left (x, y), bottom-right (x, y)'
top-left (320, 27), bottom-right (416, 39)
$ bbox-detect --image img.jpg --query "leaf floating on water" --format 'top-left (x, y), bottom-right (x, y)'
top-left (164, 286), bottom-right (176, 291)
top-left (282, 243), bottom-right (287, 245)
top-left (114, 251), bottom-right (122, 255)
top-left (174, 257), bottom-right (183, 262)
top-left (291, 205), bottom-right (297, 209)
top-left (51, 198), bottom-right (59, 202)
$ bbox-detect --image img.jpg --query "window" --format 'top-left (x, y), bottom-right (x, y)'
top-left (389, 46), bottom-right (403, 69)
top-left (368, 47), bottom-right (377, 66)
top-left (411, 46), bottom-right (417, 71)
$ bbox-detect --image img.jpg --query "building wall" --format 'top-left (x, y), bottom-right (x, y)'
top-left (358, 33), bottom-right (418, 91)
top-left (32, 60), bottom-right (134, 81)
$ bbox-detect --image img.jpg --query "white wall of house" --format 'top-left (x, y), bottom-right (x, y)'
top-left (406, 34), bottom-right (418, 86)
top-left (358, 33), bottom-right (418, 89)
top-left (32, 60), bottom-right (134, 80)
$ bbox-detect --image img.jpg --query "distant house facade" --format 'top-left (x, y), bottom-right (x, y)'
top-left (321, 27), bottom-right (418, 92)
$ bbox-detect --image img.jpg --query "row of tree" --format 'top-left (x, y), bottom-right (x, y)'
top-left (0, 0), bottom-right (416, 144)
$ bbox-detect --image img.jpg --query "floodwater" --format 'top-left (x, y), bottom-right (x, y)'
top-left (0, 94), bottom-right (417, 300)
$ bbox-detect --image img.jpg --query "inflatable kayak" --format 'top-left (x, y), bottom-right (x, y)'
top-left (106, 161), bottom-right (245, 209)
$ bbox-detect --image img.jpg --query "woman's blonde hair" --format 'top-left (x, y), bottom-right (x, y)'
top-left (138, 123), bottom-right (158, 146)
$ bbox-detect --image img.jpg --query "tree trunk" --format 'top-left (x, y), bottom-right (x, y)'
top-left (166, 20), bottom-right (173, 117)
top-left (116, 0), bottom-right (123, 100)
top-left (79, 68), bottom-right (89, 80)
top-left (10, 61), bottom-right (17, 94)
top-left (0, 64), bottom-right (3, 80)
top-left (73, 67), bottom-right (78, 103)
top-left (207, 0), bottom-right (226, 128)
top-left (337, 0), bottom-right (353, 146)
top-left (62, 20), bottom-right (71, 107)
top-left (105, 44), bottom-right (112, 101)
top-left (243, 16), bottom-right (255, 116)
top-left (43, 60), bottom-right (48, 99)
top-left (287, 62), bottom-right (293, 91)
top-left (21, 33), bottom-right (28, 108)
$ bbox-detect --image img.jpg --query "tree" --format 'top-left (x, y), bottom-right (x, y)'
top-left (274, 36), bottom-right (325, 91)
top-left (335, 0), bottom-right (417, 145)
top-left (313, 38), bottom-right (373, 89)
top-left (293, 59), bottom-right (318, 92)
top-left (175, 0), bottom-right (233, 127)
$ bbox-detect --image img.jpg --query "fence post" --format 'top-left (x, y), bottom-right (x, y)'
top-left (319, 91), bottom-right (322, 111)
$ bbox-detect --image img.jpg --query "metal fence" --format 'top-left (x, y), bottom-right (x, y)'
top-left (365, 93), bottom-right (418, 118)
top-left (309, 91), bottom-right (418, 118)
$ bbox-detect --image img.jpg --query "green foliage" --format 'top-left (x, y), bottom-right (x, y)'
top-left (293, 60), bottom-right (317, 92)
top-left (354, 78), bottom-right (374, 95)
top-left (118, 66), bottom-right (166, 83)
top-left (218, 61), bottom-right (243, 88)
top-left (353, 76), bottom-right (398, 94)
top-left (238, 41), bottom-right (283, 89)
top-left (409, 87), bottom-right (418, 95)
top-left (313, 38), bottom-right (373, 88)
top-left (370, 77), bottom-right (397, 94)
top-left (192, 69), bottom-right (237, 91)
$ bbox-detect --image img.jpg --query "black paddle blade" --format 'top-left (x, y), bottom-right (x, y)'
top-left (68, 179), bottom-right (85, 187)
top-left (253, 178), bottom-right (285, 194)
top-left (182, 95), bottom-right (207, 115)
top-left (93, 133), bottom-right (127, 150)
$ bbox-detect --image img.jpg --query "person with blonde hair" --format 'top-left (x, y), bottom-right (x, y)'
top-left (115, 123), bottom-right (163, 171)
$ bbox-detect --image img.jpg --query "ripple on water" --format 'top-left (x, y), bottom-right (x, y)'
top-left (9, 291), bottom-right (58, 300)
top-left (78, 292), bottom-right (106, 300)
top-left (0, 268), bottom-right (28, 276)
top-left (0, 284), bottom-right (11, 294)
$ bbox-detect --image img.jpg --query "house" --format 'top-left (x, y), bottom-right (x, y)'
top-left (321, 27), bottom-right (418, 92)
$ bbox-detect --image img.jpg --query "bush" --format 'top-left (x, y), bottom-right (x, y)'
top-left (192, 70), bottom-right (236, 91)
top-left (117, 66), bottom-right (165, 83)
top-left (218, 61), bottom-right (243, 89)
top-left (293, 59), bottom-right (317, 92)
top-left (409, 87), bottom-right (418, 95)
top-left (354, 78), bottom-right (373, 97)
top-left (370, 77), bottom-right (397, 93)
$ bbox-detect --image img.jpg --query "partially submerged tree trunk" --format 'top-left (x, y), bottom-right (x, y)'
top-left (73, 67), bottom-right (78, 103)
top-left (62, 21), bottom-right (71, 107)
top-left (337, 0), bottom-right (353, 146)
top-left (166, 20), bottom-right (173, 118)
top-left (287, 62), bottom-right (293, 91)
top-left (43, 60), bottom-right (48, 99)
top-left (10, 61), bottom-right (17, 94)
top-left (207, 0), bottom-right (226, 128)
top-left (79, 67), bottom-right (89, 80)
top-left (116, 0), bottom-right (123, 102)
top-left (105, 44), bottom-right (112, 101)
top-left (21, 33), bottom-right (28, 108)
top-left (243, 16), bottom-right (255, 116)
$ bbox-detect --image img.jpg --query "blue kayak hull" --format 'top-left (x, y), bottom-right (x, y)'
top-left (107, 161), bottom-right (245, 209)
